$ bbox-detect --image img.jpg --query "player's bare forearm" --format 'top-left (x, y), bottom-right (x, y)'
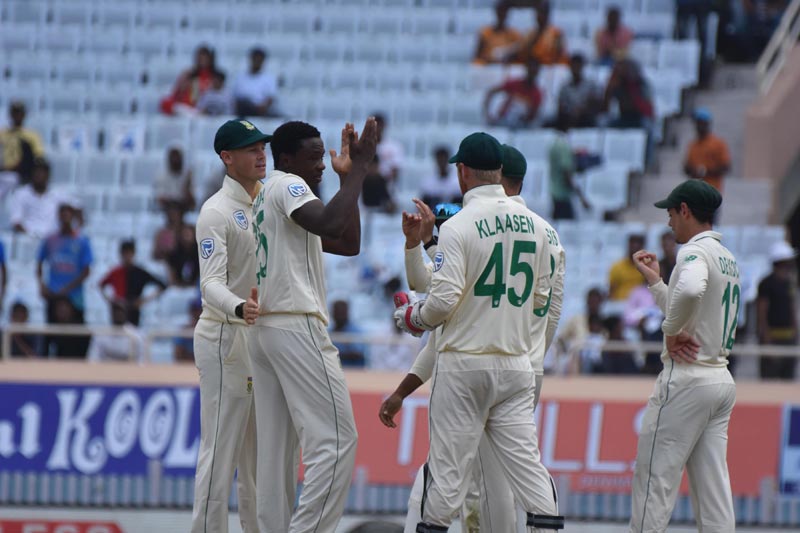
top-left (394, 373), bottom-right (424, 399)
top-left (293, 169), bottom-right (366, 240)
top-left (322, 204), bottom-right (361, 256)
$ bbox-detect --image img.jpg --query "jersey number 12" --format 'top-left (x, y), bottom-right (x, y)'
top-left (721, 282), bottom-right (740, 350)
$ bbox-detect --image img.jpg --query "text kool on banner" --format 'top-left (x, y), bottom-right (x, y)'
top-left (0, 381), bottom-right (797, 508)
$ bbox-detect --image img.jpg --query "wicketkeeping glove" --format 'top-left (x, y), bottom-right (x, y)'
top-left (393, 292), bottom-right (426, 337)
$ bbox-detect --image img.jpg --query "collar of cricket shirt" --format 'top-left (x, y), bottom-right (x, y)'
top-left (223, 175), bottom-right (260, 205)
top-left (462, 184), bottom-right (506, 206)
top-left (688, 230), bottom-right (722, 244)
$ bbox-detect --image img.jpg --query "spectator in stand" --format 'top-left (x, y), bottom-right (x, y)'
top-left (99, 240), bottom-right (167, 326)
top-left (473, 1), bottom-right (523, 65)
top-left (87, 302), bottom-right (144, 363)
top-left (232, 47), bottom-right (280, 118)
top-left (595, 6), bottom-right (634, 65)
top-left (675, 0), bottom-right (710, 45)
top-left (549, 120), bottom-right (591, 219)
top-left (37, 203), bottom-right (93, 325)
top-left (197, 71), bottom-right (234, 116)
top-left (517, 0), bottom-right (567, 65)
top-left (330, 300), bottom-right (366, 368)
top-left (167, 225), bottom-right (200, 287)
top-left (47, 297), bottom-right (90, 358)
top-left (600, 315), bottom-right (639, 373)
top-left (153, 201), bottom-right (186, 261)
top-left (370, 318), bottom-right (419, 371)
top-left (603, 58), bottom-right (654, 129)
top-left (757, 241), bottom-right (798, 380)
top-left (160, 45), bottom-right (222, 116)
top-left (420, 146), bottom-right (462, 210)
top-left (9, 158), bottom-right (63, 238)
top-left (362, 156), bottom-right (396, 213)
top-left (483, 58), bottom-right (543, 128)
top-left (659, 230), bottom-right (678, 283)
top-left (8, 302), bottom-right (41, 358)
top-left (608, 233), bottom-right (646, 301)
top-left (374, 113), bottom-right (405, 190)
top-left (558, 287), bottom-right (606, 357)
top-left (556, 53), bottom-right (601, 128)
top-left (745, 0), bottom-right (789, 59)
top-left (623, 279), bottom-right (664, 374)
top-left (684, 108), bottom-right (731, 193)
top-left (577, 314), bottom-right (607, 374)
top-left (154, 144), bottom-right (195, 212)
top-left (174, 298), bottom-right (202, 362)
top-left (0, 101), bottom-right (46, 186)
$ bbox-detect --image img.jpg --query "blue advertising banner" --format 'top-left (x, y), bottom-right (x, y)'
top-left (780, 404), bottom-right (800, 495)
top-left (0, 383), bottom-right (201, 476)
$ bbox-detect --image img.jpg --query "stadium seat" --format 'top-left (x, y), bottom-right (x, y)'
top-left (602, 129), bottom-right (646, 172)
top-left (628, 12), bottom-right (676, 39)
top-left (584, 165), bottom-right (630, 212)
top-left (185, 7), bottom-right (231, 33)
top-left (146, 116), bottom-right (191, 152)
top-left (108, 188), bottom-right (152, 213)
top-left (55, 60), bottom-right (97, 86)
top-left (515, 129), bottom-right (558, 163)
top-left (6, 1), bottom-right (48, 26)
top-left (642, 0), bottom-right (675, 14)
top-left (44, 92), bottom-right (87, 115)
top-left (77, 186), bottom-right (108, 213)
top-left (40, 29), bottom-right (83, 55)
top-left (629, 39), bottom-right (658, 68)
top-left (127, 153), bottom-right (164, 188)
top-left (407, 10), bottom-right (452, 35)
top-left (140, 5), bottom-right (185, 31)
top-left (51, 2), bottom-right (94, 29)
top-left (453, 9), bottom-right (492, 35)
top-left (365, 10), bottom-right (404, 34)
top-left (128, 31), bottom-right (172, 60)
top-left (95, 4), bottom-right (138, 30)
top-left (104, 118), bottom-right (147, 154)
top-left (48, 153), bottom-right (78, 186)
top-left (1, 26), bottom-right (37, 54)
top-left (657, 40), bottom-right (700, 86)
top-left (568, 128), bottom-right (604, 153)
top-left (55, 121), bottom-right (98, 153)
top-left (230, 12), bottom-right (269, 35)
top-left (77, 154), bottom-right (124, 187)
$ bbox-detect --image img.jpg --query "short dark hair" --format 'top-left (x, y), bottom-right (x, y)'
top-left (250, 47), bottom-right (267, 59)
top-left (120, 240), bottom-right (136, 254)
top-left (688, 205), bottom-right (715, 224)
top-left (270, 121), bottom-right (321, 163)
top-left (373, 113), bottom-right (386, 124)
top-left (570, 52), bottom-right (585, 64)
top-left (32, 157), bottom-right (50, 172)
top-left (11, 301), bottom-right (28, 314)
top-left (213, 71), bottom-right (226, 82)
top-left (629, 233), bottom-right (646, 244)
top-left (433, 145), bottom-right (450, 157)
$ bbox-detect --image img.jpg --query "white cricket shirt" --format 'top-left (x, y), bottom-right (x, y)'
top-left (419, 184), bottom-right (553, 356)
top-left (196, 176), bottom-right (259, 325)
top-left (649, 230), bottom-right (740, 368)
top-left (253, 170), bottom-right (328, 325)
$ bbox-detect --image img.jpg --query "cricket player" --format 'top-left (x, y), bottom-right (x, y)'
top-left (192, 119), bottom-right (268, 533)
top-left (249, 118), bottom-right (377, 533)
top-left (393, 132), bottom-right (563, 532)
top-left (629, 180), bottom-right (737, 533)
top-left (382, 145), bottom-right (565, 532)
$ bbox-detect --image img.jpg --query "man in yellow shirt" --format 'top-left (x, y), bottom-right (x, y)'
top-left (608, 233), bottom-right (646, 301)
top-left (0, 101), bottom-right (46, 184)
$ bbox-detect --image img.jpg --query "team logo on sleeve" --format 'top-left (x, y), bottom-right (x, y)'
top-left (233, 210), bottom-right (248, 230)
top-left (288, 183), bottom-right (308, 197)
top-left (200, 238), bottom-right (215, 259)
top-left (433, 252), bottom-right (444, 272)
top-left (685, 254), bottom-right (698, 263)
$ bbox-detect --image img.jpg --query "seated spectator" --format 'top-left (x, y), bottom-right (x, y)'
top-left (374, 113), bottom-right (405, 189)
top-left (558, 287), bottom-right (606, 355)
top-left (484, 58), bottom-right (542, 128)
top-left (603, 58), bottom-right (654, 129)
top-left (420, 146), bottom-right (462, 210)
top-left (600, 315), bottom-right (639, 373)
top-left (8, 302), bottom-right (42, 358)
top-left (595, 6), bottom-right (634, 65)
top-left (154, 145), bottom-right (195, 212)
top-left (683, 108), bottom-right (730, 193)
top-left (577, 314), bottom-right (607, 374)
top-left (659, 230), bottom-right (677, 283)
top-left (87, 302), bottom-right (144, 363)
top-left (757, 241), bottom-right (798, 380)
top-left (197, 71), bottom-right (234, 116)
top-left (46, 297), bottom-right (90, 359)
top-left (232, 47), bottom-right (279, 118)
top-left (0, 101), bottom-right (46, 187)
top-left (160, 45), bottom-right (222, 116)
top-left (556, 53), bottom-right (602, 128)
top-left (517, 1), bottom-right (567, 65)
top-left (167, 225), bottom-right (200, 287)
top-left (623, 280), bottom-right (664, 374)
top-left (473, 1), bottom-right (523, 65)
top-left (330, 300), bottom-right (366, 368)
top-left (37, 203), bottom-right (93, 324)
top-left (608, 233), bottom-right (646, 301)
top-left (153, 201), bottom-right (186, 261)
top-left (174, 298), bottom-right (202, 362)
top-left (549, 120), bottom-right (591, 219)
top-left (362, 156), bottom-right (396, 213)
top-left (99, 240), bottom-right (167, 326)
top-left (10, 158), bottom-right (64, 238)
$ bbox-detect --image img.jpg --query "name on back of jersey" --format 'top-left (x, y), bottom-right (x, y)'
top-left (475, 214), bottom-right (536, 239)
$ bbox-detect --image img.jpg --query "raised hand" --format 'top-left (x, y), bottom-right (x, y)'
top-left (402, 211), bottom-right (423, 248)
top-left (412, 198), bottom-right (436, 245)
top-left (632, 250), bottom-right (661, 285)
top-left (349, 116), bottom-right (378, 168)
top-left (330, 123), bottom-right (354, 177)
top-left (244, 287), bottom-right (259, 325)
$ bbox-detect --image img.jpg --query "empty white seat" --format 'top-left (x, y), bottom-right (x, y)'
top-left (44, 92), bottom-right (87, 114)
top-left (55, 122), bottom-right (97, 153)
top-left (366, 10), bottom-right (404, 34)
top-left (146, 116), bottom-right (191, 151)
top-left (39, 29), bottom-right (82, 54)
top-left (141, 5), bottom-right (185, 31)
top-left (453, 9), bottom-right (492, 35)
top-left (55, 60), bottom-right (97, 85)
top-left (9, 57), bottom-right (52, 84)
top-left (658, 40), bottom-right (700, 86)
top-left (48, 153), bottom-right (78, 186)
top-left (628, 39), bottom-right (658, 68)
top-left (127, 153), bottom-right (164, 187)
top-left (515, 129), bottom-right (557, 163)
top-left (602, 129), bottom-right (646, 172)
top-left (77, 154), bottom-right (124, 187)
top-left (7, 1), bottom-right (48, 26)
top-left (105, 118), bottom-right (147, 154)
top-left (51, 2), bottom-right (93, 28)
top-left (1, 26), bottom-right (37, 53)
top-left (107, 188), bottom-right (152, 213)
top-left (96, 4), bottom-right (138, 29)
top-left (407, 10), bottom-right (451, 35)
top-left (568, 128), bottom-right (604, 153)
top-left (185, 6), bottom-right (231, 33)
top-left (230, 12), bottom-right (269, 35)
top-left (584, 165), bottom-right (629, 212)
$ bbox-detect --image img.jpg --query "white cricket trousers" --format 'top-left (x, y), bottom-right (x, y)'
top-left (630, 362), bottom-right (736, 533)
top-left (250, 314), bottom-right (358, 533)
top-left (405, 374), bottom-right (548, 533)
top-left (191, 319), bottom-right (258, 533)
top-left (421, 353), bottom-right (558, 530)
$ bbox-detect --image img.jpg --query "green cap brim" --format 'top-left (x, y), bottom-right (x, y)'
top-left (448, 154), bottom-right (460, 164)
top-left (225, 132), bottom-right (273, 152)
top-left (653, 199), bottom-right (674, 209)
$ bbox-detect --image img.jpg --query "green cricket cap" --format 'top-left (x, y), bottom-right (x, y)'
top-left (214, 119), bottom-right (272, 155)
top-left (448, 132), bottom-right (503, 171)
top-left (654, 179), bottom-right (722, 213)
top-left (501, 144), bottom-right (527, 180)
